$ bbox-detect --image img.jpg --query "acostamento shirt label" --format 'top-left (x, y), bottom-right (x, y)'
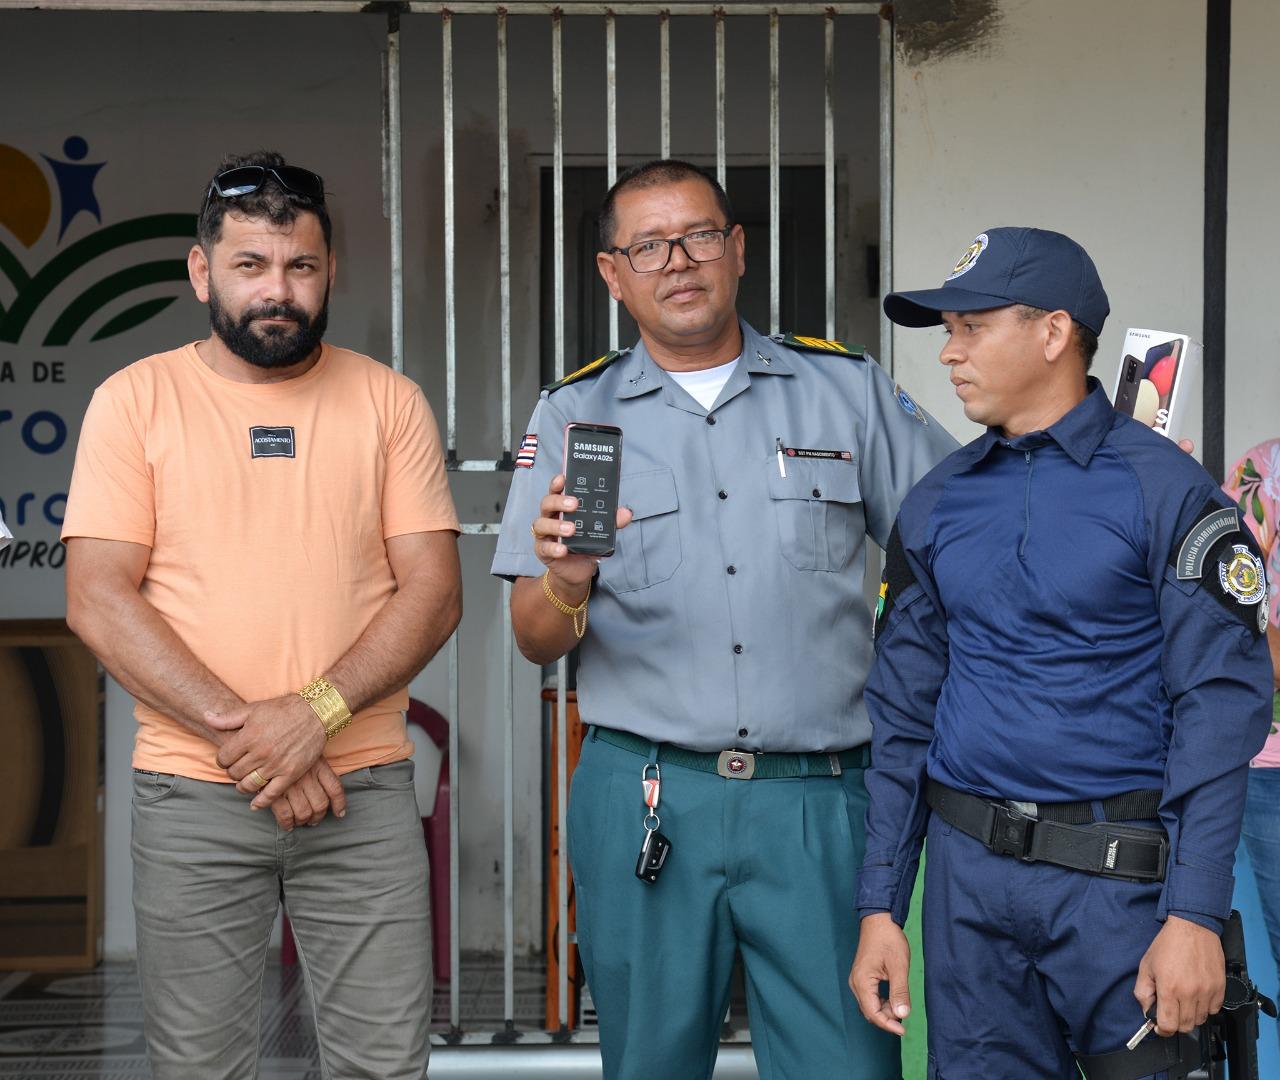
top-left (249, 426), bottom-right (296, 458)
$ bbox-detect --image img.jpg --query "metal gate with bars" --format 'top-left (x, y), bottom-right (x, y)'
top-left (3, 1), bottom-right (895, 1073)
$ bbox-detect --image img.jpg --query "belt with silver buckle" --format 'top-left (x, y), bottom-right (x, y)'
top-left (592, 726), bottom-right (868, 779)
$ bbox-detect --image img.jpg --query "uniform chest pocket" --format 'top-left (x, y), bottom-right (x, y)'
top-left (767, 457), bottom-right (863, 572)
top-left (597, 468), bottom-right (682, 594)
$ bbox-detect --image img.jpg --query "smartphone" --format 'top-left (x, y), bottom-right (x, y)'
top-left (561, 422), bottom-right (623, 556)
top-left (1113, 354), bottom-right (1144, 417)
top-left (1111, 330), bottom-right (1201, 440)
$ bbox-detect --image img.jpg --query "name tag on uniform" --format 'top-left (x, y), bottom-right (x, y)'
top-left (783, 446), bottom-right (853, 462)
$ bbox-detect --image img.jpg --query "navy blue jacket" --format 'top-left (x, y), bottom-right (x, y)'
top-left (858, 379), bottom-right (1273, 933)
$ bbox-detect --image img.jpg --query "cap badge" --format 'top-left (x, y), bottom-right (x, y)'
top-left (1219, 544), bottom-right (1266, 605)
top-left (946, 232), bottom-right (989, 281)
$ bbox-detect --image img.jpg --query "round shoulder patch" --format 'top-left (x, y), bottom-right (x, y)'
top-left (947, 233), bottom-right (989, 281)
top-left (1219, 544), bottom-right (1266, 605)
top-left (894, 384), bottom-right (929, 426)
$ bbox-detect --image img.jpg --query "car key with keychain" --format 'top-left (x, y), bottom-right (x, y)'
top-left (635, 762), bottom-right (671, 884)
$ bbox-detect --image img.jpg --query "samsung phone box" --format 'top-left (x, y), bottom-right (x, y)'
top-left (1112, 328), bottom-right (1202, 441)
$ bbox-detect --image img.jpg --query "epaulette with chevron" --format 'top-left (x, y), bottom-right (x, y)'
top-left (773, 333), bottom-right (865, 357)
top-left (543, 348), bottom-right (631, 393)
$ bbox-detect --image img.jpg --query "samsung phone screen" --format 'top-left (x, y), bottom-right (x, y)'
top-left (561, 423), bottom-right (623, 556)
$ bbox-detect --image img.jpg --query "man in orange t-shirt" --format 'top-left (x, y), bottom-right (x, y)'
top-left (63, 152), bottom-right (461, 1080)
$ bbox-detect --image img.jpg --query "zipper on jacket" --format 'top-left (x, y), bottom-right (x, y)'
top-left (1020, 449), bottom-right (1033, 559)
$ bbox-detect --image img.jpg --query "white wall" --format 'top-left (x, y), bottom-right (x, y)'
top-left (1225, 0), bottom-right (1280, 472)
top-left (891, 0), bottom-right (1207, 455)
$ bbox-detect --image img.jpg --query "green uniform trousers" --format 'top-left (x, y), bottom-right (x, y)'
top-left (568, 729), bottom-right (901, 1080)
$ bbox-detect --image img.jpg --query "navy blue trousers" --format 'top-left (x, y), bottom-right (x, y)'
top-left (923, 812), bottom-right (1169, 1079)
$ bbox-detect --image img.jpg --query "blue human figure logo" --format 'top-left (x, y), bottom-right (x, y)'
top-left (0, 137), bottom-right (194, 347)
top-left (42, 136), bottom-right (105, 241)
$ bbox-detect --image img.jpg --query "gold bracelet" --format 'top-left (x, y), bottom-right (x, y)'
top-left (298, 676), bottom-right (354, 739)
top-left (541, 570), bottom-right (589, 639)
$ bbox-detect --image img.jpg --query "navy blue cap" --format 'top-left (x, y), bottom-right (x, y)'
top-left (883, 227), bottom-right (1110, 335)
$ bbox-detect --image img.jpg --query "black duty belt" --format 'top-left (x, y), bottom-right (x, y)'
top-left (926, 779), bottom-right (1168, 884)
top-left (594, 726), bottom-right (868, 780)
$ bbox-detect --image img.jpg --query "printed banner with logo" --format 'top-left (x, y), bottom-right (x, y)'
top-left (0, 136), bottom-right (201, 615)
top-left (0, 6), bottom-right (400, 620)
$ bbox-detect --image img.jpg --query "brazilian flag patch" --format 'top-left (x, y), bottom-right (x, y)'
top-left (874, 523), bottom-right (916, 643)
top-left (873, 580), bottom-right (889, 640)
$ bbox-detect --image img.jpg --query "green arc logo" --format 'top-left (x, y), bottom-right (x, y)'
top-left (0, 140), bottom-right (194, 346)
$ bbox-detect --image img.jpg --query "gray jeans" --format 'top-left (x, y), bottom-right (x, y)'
top-left (132, 760), bottom-right (431, 1080)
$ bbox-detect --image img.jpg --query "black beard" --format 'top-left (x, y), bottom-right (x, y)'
top-left (209, 284), bottom-right (329, 370)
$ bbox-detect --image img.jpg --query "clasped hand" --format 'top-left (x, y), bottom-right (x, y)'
top-left (207, 695), bottom-right (345, 830)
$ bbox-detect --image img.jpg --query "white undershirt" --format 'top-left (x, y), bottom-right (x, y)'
top-left (666, 356), bottom-right (740, 411)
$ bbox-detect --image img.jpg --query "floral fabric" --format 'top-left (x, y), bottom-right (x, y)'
top-left (1223, 439), bottom-right (1280, 764)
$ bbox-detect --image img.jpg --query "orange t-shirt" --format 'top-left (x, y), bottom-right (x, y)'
top-left (62, 343), bottom-right (460, 781)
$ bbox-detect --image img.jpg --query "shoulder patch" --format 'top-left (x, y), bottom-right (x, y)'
top-left (894, 384), bottom-right (929, 427)
top-left (1170, 503), bottom-right (1269, 637)
top-left (543, 349), bottom-right (629, 393)
top-left (1171, 502), bottom-right (1242, 580)
top-left (514, 433), bottom-right (539, 469)
top-left (1209, 538), bottom-right (1269, 637)
top-left (874, 522), bottom-right (917, 642)
top-left (773, 332), bottom-right (865, 358)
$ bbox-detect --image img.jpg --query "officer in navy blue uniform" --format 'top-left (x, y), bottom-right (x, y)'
top-left (849, 227), bottom-right (1273, 1079)
top-left (493, 161), bottom-right (956, 1079)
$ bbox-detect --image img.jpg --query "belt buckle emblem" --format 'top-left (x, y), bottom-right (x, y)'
top-left (717, 750), bottom-right (756, 780)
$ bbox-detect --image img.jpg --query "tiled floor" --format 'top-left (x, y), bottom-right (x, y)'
top-left (0, 955), bottom-right (565, 1079)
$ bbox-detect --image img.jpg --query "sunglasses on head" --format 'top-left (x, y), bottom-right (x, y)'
top-left (204, 165), bottom-right (326, 209)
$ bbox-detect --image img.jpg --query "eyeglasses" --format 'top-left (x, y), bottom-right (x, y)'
top-left (608, 225), bottom-right (734, 273)
top-left (203, 165), bottom-right (326, 210)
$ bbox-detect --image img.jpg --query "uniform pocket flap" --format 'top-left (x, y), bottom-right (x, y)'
top-left (620, 468), bottom-right (680, 521)
top-left (767, 461), bottom-right (861, 504)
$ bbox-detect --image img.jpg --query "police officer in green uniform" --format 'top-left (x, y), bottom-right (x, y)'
top-left (491, 160), bottom-right (955, 1080)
